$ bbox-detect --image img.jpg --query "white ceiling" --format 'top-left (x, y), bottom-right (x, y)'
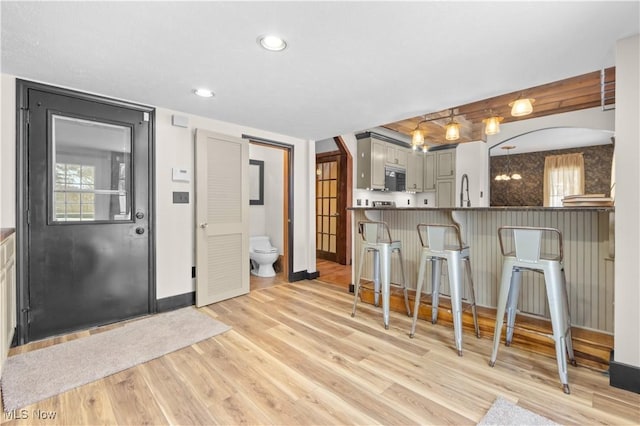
top-left (2, 2), bottom-right (638, 141)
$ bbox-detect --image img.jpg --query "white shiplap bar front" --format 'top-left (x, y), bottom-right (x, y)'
top-left (350, 207), bottom-right (614, 334)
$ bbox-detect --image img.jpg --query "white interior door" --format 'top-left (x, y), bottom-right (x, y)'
top-left (195, 129), bottom-right (249, 306)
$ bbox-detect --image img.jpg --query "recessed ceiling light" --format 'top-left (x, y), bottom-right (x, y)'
top-left (258, 35), bottom-right (287, 52)
top-left (194, 88), bottom-right (214, 98)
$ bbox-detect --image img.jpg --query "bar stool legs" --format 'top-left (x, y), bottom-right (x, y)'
top-left (410, 250), bottom-right (430, 338)
top-left (490, 244), bottom-right (577, 394)
top-left (410, 248), bottom-right (480, 356)
top-left (352, 239), bottom-right (410, 330)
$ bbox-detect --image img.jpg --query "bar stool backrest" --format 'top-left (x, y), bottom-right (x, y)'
top-left (417, 224), bottom-right (464, 252)
top-left (498, 226), bottom-right (563, 263)
top-left (514, 229), bottom-right (542, 263)
top-left (359, 221), bottom-right (392, 244)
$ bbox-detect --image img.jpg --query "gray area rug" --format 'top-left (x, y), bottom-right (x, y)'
top-left (1, 307), bottom-right (230, 411)
top-left (478, 396), bottom-right (559, 425)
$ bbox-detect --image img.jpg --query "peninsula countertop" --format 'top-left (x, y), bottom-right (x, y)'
top-left (349, 205), bottom-right (614, 335)
top-left (347, 206), bottom-right (614, 212)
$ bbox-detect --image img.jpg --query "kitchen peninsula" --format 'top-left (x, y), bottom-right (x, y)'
top-left (349, 205), bottom-right (615, 366)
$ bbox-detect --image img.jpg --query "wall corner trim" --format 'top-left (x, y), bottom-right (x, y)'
top-left (157, 291), bottom-right (195, 313)
top-left (289, 270), bottom-right (319, 282)
top-left (609, 351), bottom-right (640, 394)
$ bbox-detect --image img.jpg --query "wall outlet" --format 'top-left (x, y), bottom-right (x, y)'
top-left (356, 199), bottom-right (362, 206)
top-left (365, 199), bottom-right (369, 206)
top-left (407, 199), bottom-right (411, 205)
top-left (172, 191), bottom-right (189, 204)
top-left (423, 199), bottom-right (428, 205)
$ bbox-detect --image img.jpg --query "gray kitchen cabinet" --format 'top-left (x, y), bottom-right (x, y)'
top-left (423, 152), bottom-right (436, 191)
top-left (435, 149), bottom-right (456, 206)
top-left (436, 150), bottom-right (456, 179)
top-left (356, 136), bottom-right (386, 189)
top-left (406, 150), bottom-right (424, 192)
top-left (385, 143), bottom-right (408, 167)
top-left (436, 179), bottom-right (455, 207)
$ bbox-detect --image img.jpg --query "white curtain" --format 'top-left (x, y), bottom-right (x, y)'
top-left (543, 153), bottom-right (585, 207)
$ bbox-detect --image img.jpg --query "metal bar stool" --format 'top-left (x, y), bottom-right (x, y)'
top-left (351, 221), bottom-right (410, 329)
top-left (409, 224), bottom-right (479, 356)
top-left (490, 226), bottom-right (577, 394)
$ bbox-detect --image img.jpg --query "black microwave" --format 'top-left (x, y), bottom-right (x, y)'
top-left (384, 166), bottom-right (406, 192)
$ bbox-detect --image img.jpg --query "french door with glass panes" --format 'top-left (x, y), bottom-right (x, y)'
top-left (316, 154), bottom-right (343, 262)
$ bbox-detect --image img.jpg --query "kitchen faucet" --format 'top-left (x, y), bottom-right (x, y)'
top-left (460, 174), bottom-right (471, 207)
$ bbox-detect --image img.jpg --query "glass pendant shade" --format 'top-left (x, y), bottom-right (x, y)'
top-left (445, 121), bottom-right (460, 141)
top-left (411, 129), bottom-right (424, 146)
top-left (509, 98), bottom-right (535, 117)
top-left (483, 115), bottom-right (504, 135)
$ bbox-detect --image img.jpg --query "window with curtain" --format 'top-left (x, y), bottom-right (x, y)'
top-left (543, 153), bottom-right (585, 207)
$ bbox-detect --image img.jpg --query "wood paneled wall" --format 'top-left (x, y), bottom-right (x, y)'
top-left (352, 209), bottom-right (614, 333)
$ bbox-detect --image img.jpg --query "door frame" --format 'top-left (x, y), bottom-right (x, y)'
top-left (314, 137), bottom-right (352, 265)
top-left (15, 79), bottom-right (157, 345)
top-left (242, 134), bottom-right (294, 282)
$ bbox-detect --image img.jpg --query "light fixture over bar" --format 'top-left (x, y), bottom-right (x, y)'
top-left (483, 112), bottom-right (504, 135)
top-left (444, 110), bottom-right (460, 141)
top-left (509, 96), bottom-right (535, 117)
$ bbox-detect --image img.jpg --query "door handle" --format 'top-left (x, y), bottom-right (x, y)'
top-left (199, 222), bottom-right (208, 229)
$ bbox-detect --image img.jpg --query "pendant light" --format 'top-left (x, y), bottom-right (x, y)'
top-left (411, 127), bottom-right (425, 148)
top-left (482, 111), bottom-right (504, 135)
top-left (444, 110), bottom-right (460, 141)
top-left (411, 116), bottom-right (426, 150)
top-left (509, 95), bottom-right (535, 117)
top-left (494, 145), bottom-right (522, 181)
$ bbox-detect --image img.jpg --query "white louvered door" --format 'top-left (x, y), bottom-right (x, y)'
top-left (195, 129), bottom-right (249, 306)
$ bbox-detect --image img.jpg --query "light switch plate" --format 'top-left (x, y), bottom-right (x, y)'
top-left (172, 167), bottom-right (191, 182)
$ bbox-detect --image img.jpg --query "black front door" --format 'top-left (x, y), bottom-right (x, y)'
top-left (19, 82), bottom-right (154, 342)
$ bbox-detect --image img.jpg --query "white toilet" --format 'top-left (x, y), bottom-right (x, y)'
top-left (249, 236), bottom-right (279, 277)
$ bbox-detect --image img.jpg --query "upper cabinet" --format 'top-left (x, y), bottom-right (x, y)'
top-left (385, 143), bottom-right (408, 167)
top-left (406, 151), bottom-right (424, 192)
top-left (436, 150), bottom-right (456, 179)
top-left (423, 152), bottom-right (436, 191)
top-left (356, 136), bottom-right (386, 189)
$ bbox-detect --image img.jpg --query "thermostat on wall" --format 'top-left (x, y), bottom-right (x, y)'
top-left (172, 167), bottom-right (191, 182)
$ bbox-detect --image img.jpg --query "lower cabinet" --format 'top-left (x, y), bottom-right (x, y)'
top-left (1, 233), bottom-right (16, 375)
top-left (436, 179), bottom-right (455, 207)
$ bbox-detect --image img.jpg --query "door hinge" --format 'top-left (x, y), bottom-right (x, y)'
top-left (21, 107), bottom-right (30, 125)
top-left (26, 209), bottom-right (31, 225)
top-left (21, 306), bottom-right (31, 323)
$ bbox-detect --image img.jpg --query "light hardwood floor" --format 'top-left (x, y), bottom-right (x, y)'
top-left (2, 280), bottom-right (638, 425)
top-left (316, 258), bottom-right (352, 289)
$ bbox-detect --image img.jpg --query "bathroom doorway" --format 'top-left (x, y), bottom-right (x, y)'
top-left (247, 137), bottom-right (293, 290)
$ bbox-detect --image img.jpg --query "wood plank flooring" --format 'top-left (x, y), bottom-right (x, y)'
top-left (316, 258), bottom-right (351, 289)
top-left (2, 280), bottom-right (638, 425)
